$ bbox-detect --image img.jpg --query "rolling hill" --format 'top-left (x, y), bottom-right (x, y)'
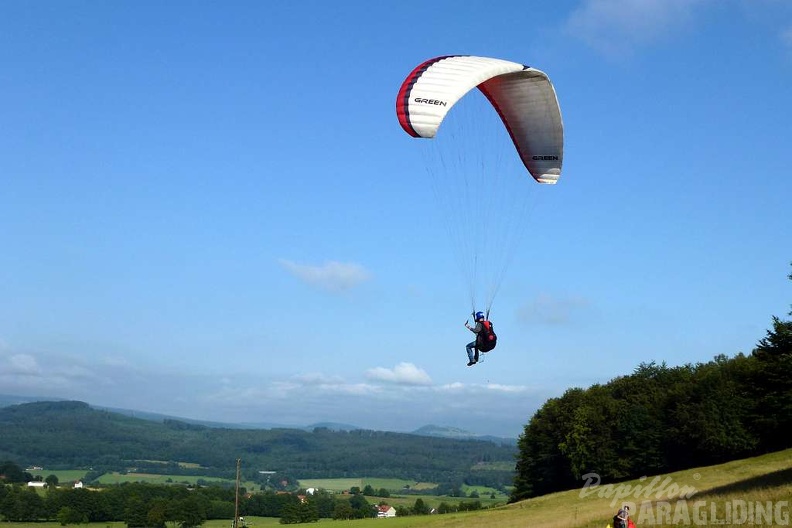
top-left (0, 394), bottom-right (515, 443)
top-left (0, 400), bottom-right (516, 488)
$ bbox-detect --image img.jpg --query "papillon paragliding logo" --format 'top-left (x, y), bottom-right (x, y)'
top-left (579, 472), bottom-right (699, 508)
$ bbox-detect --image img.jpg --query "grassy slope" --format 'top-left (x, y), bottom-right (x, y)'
top-left (342, 448), bottom-right (792, 528)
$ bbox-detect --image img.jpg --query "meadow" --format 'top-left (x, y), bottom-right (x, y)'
top-left (28, 469), bottom-right (258, 491)
top-left (95, 472), bottom-right (258, 491)
top-left (296, 477), bottom-right (436, 493)
top-left (28, 469), bottom-right (86, 484)
top-left (296, 477), bottom-right (505, 499)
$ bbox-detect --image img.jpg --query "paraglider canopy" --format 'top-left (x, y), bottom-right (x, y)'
top-left (396, 55), bottom-right (564, 185)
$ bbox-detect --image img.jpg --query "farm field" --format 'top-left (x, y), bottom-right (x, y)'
top-left (28, 469), bottom-right (86, 484)
top-left (297, 477), bottom-right (507, 496)
top-left (27, 468), bottom-right (258, 490)
top-left (26, 469), bottom-right (505, 505)
top-left (297, 477), bottom-right (437, 493)
top-left (296, 477), bottom-right (510, 507)
top-left (368, 492), bottom-right (506, 511)
top-left (95, 471), bottom-right (258, 490)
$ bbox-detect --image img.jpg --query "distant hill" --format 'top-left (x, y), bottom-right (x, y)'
top-left (95, 405), bottom-right (289, 430)
top-left (0, 400), bottom-right (517, 488)
top-left (0, 394), bottom-right (516, 443)
top-left (0, 394), bottom-right (64, 407)
top-left (305, 422), bottom-right (361, 432)
top-left (412, 425), bottom-right (517, 446)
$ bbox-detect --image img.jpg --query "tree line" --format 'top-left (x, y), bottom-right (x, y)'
top-left (510, 266), bottom-right (792, 501)
top-left (0, 479), bottom-right (234, 525)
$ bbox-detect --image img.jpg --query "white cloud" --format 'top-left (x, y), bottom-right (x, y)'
top-left (287, 373), bottom-right (383, 395)
top-left (0, 348), bottom-right (157, 398)
top-left (291, 372), bottom-right (345, 385)
top-left (566, 0), bottom-right (708, 56)
top-left (7, 354), bottom-right (41, 375)
top-left (206, 372), bottom-right (385, 406)
top-left (365, 362), bottom-right (432, 385)
top-left (194, 371), bottom-right (542, 435)
top-left (0, 352), bottom-right (91, 394)
top-left (435, 381), bottom-right (529, 394)
top-left (483, 383), bottom-right (530, 394)
top-left (278, 259), bottom-right (372, 292)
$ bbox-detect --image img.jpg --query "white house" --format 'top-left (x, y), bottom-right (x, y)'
top-left (74, 481), bottom-right (84, 489)
top-left (27, 481), bottom-right (46, 488)
top-left (377, 505), bottom-right (396, 518)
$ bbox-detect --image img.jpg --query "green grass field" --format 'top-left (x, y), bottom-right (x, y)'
top-left (27, 469), bottom-right (258, 489)
top-left (95, 472), bottom-right (258, 491)
top-left (296, 477), bottom-right (437, 493)
top-left (296, 476), bottom-right (509, 506)
top-left (28, 469), bottom-right (87, 483)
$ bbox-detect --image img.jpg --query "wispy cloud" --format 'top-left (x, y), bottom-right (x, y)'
top-left (0, 352), bottom-right (95, 394)
top-left (6, 354), bottom-right (42, 376)
top-left (435, 382), bottom-right (530, 394)
top-left (197, 369), bottom-right (542, 435)
top-left (365, 362), bottom-right (432, 386)
top-left (278, 259), bottom-right (372, 293)
top-left (0, 349), bottom-right (161, 399)
top-left (292, 372), bottom-right (346, 386)
top-left (517, 294), bottom-right (590, 326)
top-left (482, 383), bottom-right (530, 394)
top-left (566, 0), bottom-right (708, 56)
top-left (782, 25), bottom-right (792, 52)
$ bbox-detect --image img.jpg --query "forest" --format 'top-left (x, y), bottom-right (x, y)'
top-left (510, 267), bottom-right (792, 502)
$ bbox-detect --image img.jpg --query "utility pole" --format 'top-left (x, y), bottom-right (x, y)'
top-left (233, 458), bottom-right (241, 528)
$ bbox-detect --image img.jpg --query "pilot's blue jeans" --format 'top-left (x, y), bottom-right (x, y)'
top-left (466, 342), bottom-right (478, 362)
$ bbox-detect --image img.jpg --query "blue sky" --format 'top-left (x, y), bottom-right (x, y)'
top-left (1, 0), bottom-right (790, 438)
